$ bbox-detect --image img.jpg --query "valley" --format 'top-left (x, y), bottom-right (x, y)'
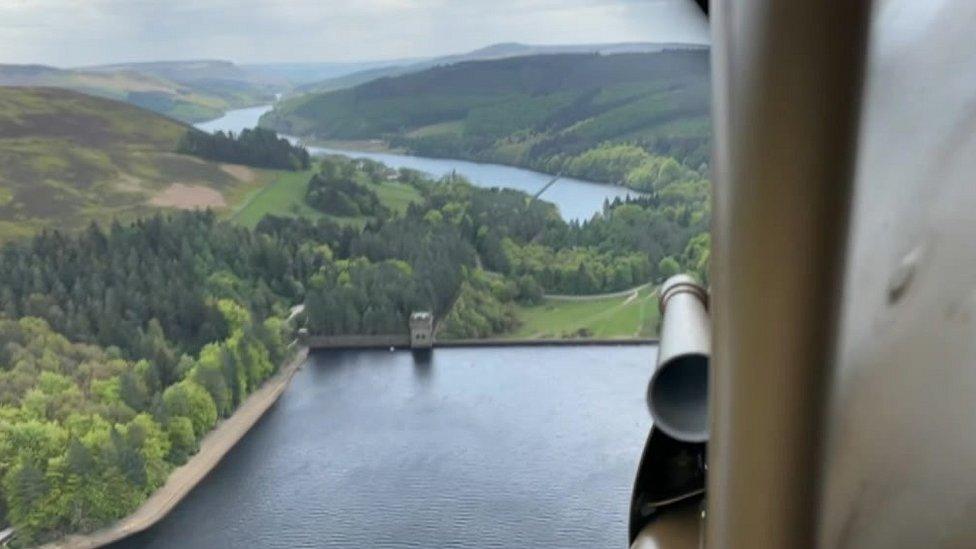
top-left (261, 49), bottom-right (712, 193)
top-left (0, 37), bottom-right (710, 547)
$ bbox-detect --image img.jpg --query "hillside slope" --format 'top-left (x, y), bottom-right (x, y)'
top-left (243, 58), bottom-right (421, 87)
top-left (0, 61), bottom-right (275, 122)
top-left (262, 50), bottom-right (711, 189)
top-left (296, 41), bottom-right (706, 94)
top-left (0, 87), bottom-right (256, 238)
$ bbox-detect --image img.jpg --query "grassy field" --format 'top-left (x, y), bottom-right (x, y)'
top-left (507, 285), bottom-right (660, 339)
top-left (373, 180), bottom-right (423, 213)
top-left (227, 169), bottom-right (320, 228)
top-left (228, 169), bottom-right (422, 229)
top-left (0, 87), bottom-right (267, 240)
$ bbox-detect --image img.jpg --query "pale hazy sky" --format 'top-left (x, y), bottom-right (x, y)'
top-left (0, 0), bottom-right (709, 67)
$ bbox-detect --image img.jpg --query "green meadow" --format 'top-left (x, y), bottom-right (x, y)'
top-left (228, 169), bottom-right (422, 229)
top-left (507, 285), bottom-right (660, 339)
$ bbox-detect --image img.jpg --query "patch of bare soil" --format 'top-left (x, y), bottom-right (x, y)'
top-left (150, 183), bottom-right (226, 209)
top-left (220, 163), bottom-right (256, 182)
top-left (114, 173), bottom-right (144, 193)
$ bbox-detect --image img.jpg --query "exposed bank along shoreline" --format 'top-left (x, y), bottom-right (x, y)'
top-left (41, 346), bottom-right (310, 549)
top-left (38, 336), bottom-right (655, 548)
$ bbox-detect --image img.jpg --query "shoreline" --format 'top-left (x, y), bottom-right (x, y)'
top-left (41, 346), bottom-right (309, 549)
top-left (36, 339), bottom-right (652, 547)
top-left (201, 105), bottom-right (652, 203)
top-left (312, 140), bottom-right (641, 195)
top-left (302, 334), bottom-right (658, 350)
top-left (308, 138), bottom-right (405, 154)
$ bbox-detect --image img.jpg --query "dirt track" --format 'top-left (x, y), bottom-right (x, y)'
top-left (150, 183), bottom-right (226, 209)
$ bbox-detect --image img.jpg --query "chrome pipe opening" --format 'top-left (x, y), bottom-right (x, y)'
top-left (647, 274), bottom-right (710, 443)
top-left (649, 353), bottom-right (709, 443)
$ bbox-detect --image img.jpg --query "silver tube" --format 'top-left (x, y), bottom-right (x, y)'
top-left (707, 0), bottom-right (871, 546)
top-left (647, 274), bottom-right (710, 443)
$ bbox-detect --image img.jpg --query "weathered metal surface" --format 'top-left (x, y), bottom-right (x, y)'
top-left (630, 275), bottom-right (708, 545)
top-left (707, 0), bottom-right (872, 546)
top-left (630, 500), bottom-right (704, 549)
top-left (648, 274), bottom-right (711, 443)
top-left (629, 427), bottom-right (706, 545)
top-left (815, 1), bottom-right (976, 546)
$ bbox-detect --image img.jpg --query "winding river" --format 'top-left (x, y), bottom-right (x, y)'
top-left (196, 105), bottom-right (639, 222)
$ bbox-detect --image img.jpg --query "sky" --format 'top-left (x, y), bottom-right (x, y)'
top-left (0, 0), bottom-right (709, 67)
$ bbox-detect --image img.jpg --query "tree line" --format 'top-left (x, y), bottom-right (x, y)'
top-left (177, 127), bottom-right (311, 170)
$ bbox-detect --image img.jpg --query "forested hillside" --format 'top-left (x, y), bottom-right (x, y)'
top-left (0, 213), bottom-right (298, 544)
top-left (277, 155), bottom-right (708, 337)
top-left (261, 50), bottom-right (711, 191)
top-left (294, 42), bottom-right (701, 94)
top-left (0, 88), bottom-right (262, 239)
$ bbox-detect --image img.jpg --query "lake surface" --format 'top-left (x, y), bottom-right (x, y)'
top-left (112, 346), bottom-right (654, 548)
top-left (196, 106), bottom-right (640, 222)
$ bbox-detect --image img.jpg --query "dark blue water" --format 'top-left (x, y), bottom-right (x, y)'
top-left (196, 106), bottom-right (640, 222)
top-left (114, 346), bottom-right (655, 548)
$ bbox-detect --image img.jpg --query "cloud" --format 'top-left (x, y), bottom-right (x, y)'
top-left (0, 0), bottom-right (708, 66)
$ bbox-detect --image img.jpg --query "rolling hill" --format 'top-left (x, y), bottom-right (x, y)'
top-left (0, 87), bottom-right (261, 239)
top-left (294, 42), bottom-right (704, 93)
top-left (295, 41), bottom-right (707, 94)
top-left (242, 58), bottom-right (422, 87)
top-left (262, 50), bottom-right (711, 189)
top-left (0, 60), bottom-right (277, 123)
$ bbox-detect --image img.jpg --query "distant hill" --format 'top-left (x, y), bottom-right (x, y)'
top-left (0, 87), bottom-right (256, 239)
top-left (0, 60), bottom-right (277, 123)
top-left (262, 50), bottom-right (711, 189)
top-left (296, 41), bottom-right (707, 94)
top-left (242, 58), bottom-right (422, 87)
top-left (82, 59), bottom-right (279, 118)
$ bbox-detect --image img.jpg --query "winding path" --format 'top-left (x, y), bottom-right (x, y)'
top-left (543, 282), bottom-right (654, 301)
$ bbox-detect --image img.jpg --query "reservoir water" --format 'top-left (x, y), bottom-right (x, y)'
top-left (112, 346), bottom-right (655, 548)
top-left (196, 106), bottom-right (640, 222)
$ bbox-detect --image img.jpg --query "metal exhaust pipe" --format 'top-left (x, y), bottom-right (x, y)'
top-left (629, 274), bottom-right (710, 544)
top-left (647, 275), bottom-right (710, 443)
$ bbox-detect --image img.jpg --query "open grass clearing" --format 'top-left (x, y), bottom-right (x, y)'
top-left (227, 169), bottom-right (423, 229)
top-left (508, 285), bottom-right (659, 339)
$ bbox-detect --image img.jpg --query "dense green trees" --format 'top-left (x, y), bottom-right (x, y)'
top-left (0, 213), bottom-right (297, 543)
top-left (0, 215), bottom-right (300, 374)
top-left (292, 158), bottom-right (705, 343)
top-left (501, 241), bottom-right (652, 295)
top-left (437, 269), bottom-right (519, 339)
top-left (177, 127), bottom-right (310, 170)
top-left (305, 171), bottom-right (389, 218)
top-left (292, 156), bottom-right (708, 341)
top-left (0, 311), bottom-right (288, 544)
top-left (541, 143), bottom-right (703, 192)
